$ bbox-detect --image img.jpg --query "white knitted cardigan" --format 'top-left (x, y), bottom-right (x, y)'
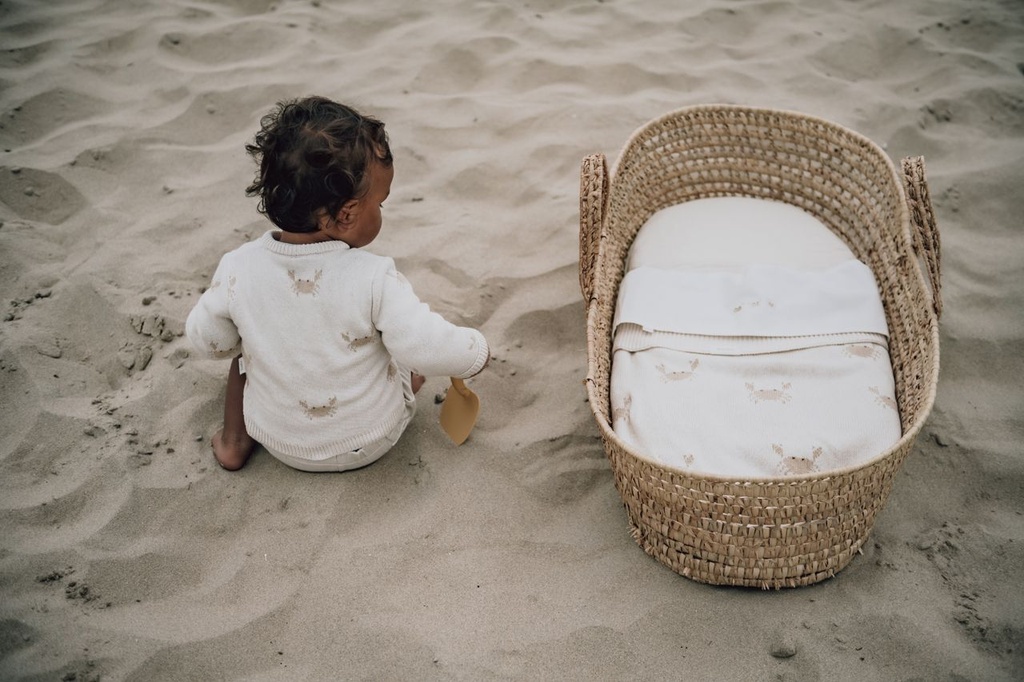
top-left (186, 231), bottom-right (489, 459)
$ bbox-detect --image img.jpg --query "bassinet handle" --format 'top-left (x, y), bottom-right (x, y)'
top-left (900, 156), bottom-right (943, 320)
top-left (579, 153), bottom-right (608, 303)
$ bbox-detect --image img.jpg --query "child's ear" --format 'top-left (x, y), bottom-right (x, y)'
top-left (335, 198), bottom-right (361, 227)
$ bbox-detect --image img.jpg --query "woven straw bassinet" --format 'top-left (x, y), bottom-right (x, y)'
top-left (579, 105), bottom-right (941, 589)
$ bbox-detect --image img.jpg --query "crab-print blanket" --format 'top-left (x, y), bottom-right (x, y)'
top-left (610, 262), bottom-right (901, 478)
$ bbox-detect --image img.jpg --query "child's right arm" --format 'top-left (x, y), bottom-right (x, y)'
top-left (373, 259), bottom-right (489, 379)
top-left (186, 257), bottom-right (242, 359)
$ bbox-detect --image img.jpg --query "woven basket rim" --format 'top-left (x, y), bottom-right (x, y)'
top-left (586, 103), bottom-right (941, 485)
top-left (609, 103), bottom-right (896, 180)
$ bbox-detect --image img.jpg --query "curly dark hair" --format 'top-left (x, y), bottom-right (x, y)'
top-left (245, 96), bottom-right (393, 233)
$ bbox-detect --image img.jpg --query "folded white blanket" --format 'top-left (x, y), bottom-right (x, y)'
top-left (614, 261), bottom-right (889, 339)
top-left (610, 198), bottom-right (902, 478)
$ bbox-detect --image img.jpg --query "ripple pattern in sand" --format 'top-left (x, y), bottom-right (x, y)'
top-left (1, 0), bottom-right (1022, 679)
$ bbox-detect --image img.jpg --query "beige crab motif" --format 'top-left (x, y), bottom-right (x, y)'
top-left (612, 394), bottom-right (632, 425)
top-left (341, 331), bottom-right (376, 352)
top-left (845, 344), bottom-right (882, 360)
top-left (869, 386), bottom-right (898, 411)
top-left (773, 443), bottom-right (823, 475)
top-left (208, 340), bottom-right (237, 359)
top-left (746, 381), bottom-right (792, 403)
top-left (288, 269), bottom-right (323, 296)
top-left (656, 358), bottom-right (700, 382)
top-left (299, 396), bottom-right (338, 419)
top-left (733, 299), bottom-right (775, 313)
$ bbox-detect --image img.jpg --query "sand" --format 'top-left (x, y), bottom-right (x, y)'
top-left (1, 0), bottom-right (1022, 679)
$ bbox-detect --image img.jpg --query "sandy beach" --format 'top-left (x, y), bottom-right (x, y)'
top-left (1, 0), bottom-right (1022, 679)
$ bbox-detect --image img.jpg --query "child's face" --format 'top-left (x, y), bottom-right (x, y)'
top-left (342, 160), bottom-right (393, 248)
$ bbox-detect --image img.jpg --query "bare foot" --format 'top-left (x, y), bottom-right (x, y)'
top-left (212, 428), bottom-right (256, 471)
top-left (411, 373), bottom-right (426, 394)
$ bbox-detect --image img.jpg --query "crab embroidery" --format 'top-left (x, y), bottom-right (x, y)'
top-left (612, 394), bottom-right (632, 425)
top-left (288, 269), bottom-right (322, 296)
top-left (656, 358), bottom-right (700, 382)
top-left (733, 299), bottom-right (775, 313)
top-left (299, 396), bottom-right (338, 419)
top-left (680, 453), bottom-right (695, 467)
top-left (208, 341), bottom-right (236, 359)
top-left (869, 386), bottom-right (898, 411)
top-left (773, 443), bottom-right (823, 475)
top-left (746, 382), bottom-right (792, 403)
top-left (845, 344), bottom-right (882, 360)
top-left (341, 331), bottom-right (376, 352)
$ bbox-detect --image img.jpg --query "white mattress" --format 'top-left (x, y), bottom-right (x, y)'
top-left (610, 197), bottom-right (902, 477)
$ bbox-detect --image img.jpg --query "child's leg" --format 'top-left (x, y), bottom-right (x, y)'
top-left (411, 372), bottom-right (425, 394)
top-left (212, 355), bottom-right (256, 471)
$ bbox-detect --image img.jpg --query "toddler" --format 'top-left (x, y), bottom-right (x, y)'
top-left (186, 96), bottom-right (489, 472)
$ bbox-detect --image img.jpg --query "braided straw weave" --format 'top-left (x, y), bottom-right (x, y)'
top-left (579, 105), bottom-right (941, 588)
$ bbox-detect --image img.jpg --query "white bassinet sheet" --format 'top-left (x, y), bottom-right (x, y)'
top-left (610, 197), bottom-right (902, 477)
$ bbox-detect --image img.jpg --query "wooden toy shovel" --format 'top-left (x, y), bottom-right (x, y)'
top-left (439, 378), bottom-right (479, 445)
